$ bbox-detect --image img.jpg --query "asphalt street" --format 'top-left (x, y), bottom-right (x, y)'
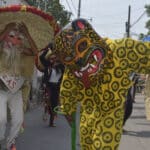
top-left (16, 94), bottom-right (150, 150)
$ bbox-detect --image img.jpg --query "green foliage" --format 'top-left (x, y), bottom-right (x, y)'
top-left (145, 5), bottom-right (150, 17)
top-left (139, 33), bottom-right (145, 39)
top-left (139, 4), bottom-right (150, 40)
top-left (25, 0), bottom-right (71, 27)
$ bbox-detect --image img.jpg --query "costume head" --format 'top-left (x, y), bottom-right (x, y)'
top-left (0, 4), bottom-right (60, 51)
top-left (54, 18), bottom-right (112, 86)
top-left (4, 26), bottom-right (25, 47)
top-left (0, 4), bottom-right (60, 77)
top-left (0, 23), bottom-right (28, 75)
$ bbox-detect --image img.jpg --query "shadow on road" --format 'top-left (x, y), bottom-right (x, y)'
top-left (130, 115), bottom-right (146, 119)
top-left (123, 130), bottom-right (150, 138)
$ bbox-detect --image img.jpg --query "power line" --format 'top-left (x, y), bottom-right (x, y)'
top-left (65, 0), bottom-right (76, 16)
top-left (70, 0), bottom-right (77, 12)
top-left (130, 11), bottom-right (146, 28)
top-left (77, 0), bottom-right (81, 18)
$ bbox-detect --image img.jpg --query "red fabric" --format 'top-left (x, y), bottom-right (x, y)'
top-left (0, 5), bottom-right (60, 35)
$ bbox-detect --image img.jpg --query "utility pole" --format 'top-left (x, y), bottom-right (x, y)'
top-left (77, 0), bottom-right (81, 18)
top-left (125, 5), bottom-right (131, 37)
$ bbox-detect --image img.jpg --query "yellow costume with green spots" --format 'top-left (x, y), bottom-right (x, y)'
top-left (37, 19), bottom-right (150, 150)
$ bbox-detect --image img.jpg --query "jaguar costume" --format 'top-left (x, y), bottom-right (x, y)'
top-left (36, 18), bottom-right (150, 150)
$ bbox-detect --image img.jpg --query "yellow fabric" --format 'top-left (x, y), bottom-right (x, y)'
top-left (36, 22), bottom-right (150, 149)
top-left (59, 38), bottom-right (150, 150)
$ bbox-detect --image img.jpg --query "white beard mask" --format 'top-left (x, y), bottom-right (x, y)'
top-left (1, 44), bottom-right (22, 75)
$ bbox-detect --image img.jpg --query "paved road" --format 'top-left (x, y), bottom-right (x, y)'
top-left (120, 94), bottom-right (150, 150)
top-left (16, 94), bottom-right (150, 150)
top-left (16, 106), bottom-right (71, 150)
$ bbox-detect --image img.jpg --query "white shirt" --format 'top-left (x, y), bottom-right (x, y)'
top-left (49, 68), bottom-right (62, 83)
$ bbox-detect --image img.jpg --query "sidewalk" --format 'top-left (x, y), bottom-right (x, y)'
top-left (119, 94), bottom-right (150, 150)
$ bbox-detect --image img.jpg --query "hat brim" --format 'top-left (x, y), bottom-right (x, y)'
top-left (0, 5), bottom-right (60, 51)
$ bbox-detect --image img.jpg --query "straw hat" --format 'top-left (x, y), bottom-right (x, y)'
top-left (0, 5), bottom-right (60, 51)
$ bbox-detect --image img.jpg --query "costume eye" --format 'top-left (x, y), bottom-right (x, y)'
top-left (9, 31), bottom-right (15, 38)
top-left (64, 56), bottom-right (73, 62)
top-left (63, 50), bottom-right (76, 62)
top-left (9, 35), bottom-right (14, 38)
top-left (78, 40), bottom-right (88, 52)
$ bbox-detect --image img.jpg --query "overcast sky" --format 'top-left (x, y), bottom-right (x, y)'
top-left (60, 0), bottom-right (150, 39)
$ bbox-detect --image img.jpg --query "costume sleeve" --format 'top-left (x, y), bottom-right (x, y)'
top-left (109, 38), bottom-right (150, 74)
top-left (59, 68), bottom-right (78, 115)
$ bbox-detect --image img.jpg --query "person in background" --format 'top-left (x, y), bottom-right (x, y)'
top-left (42, 45), bottom-right (65, 127)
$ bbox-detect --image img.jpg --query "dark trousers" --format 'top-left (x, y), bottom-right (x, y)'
top-left (47, 82), bottom-right (60, 125)
top-left (123, 87), bottom-right (133, 126)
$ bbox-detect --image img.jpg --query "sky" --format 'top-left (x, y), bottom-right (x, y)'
top-left (60, 0), bottom-right (150, 39)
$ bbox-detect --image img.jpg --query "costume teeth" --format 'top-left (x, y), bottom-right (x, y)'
top-left (94, 54), bottom-right (98, 61)
top-left (80, 63), bottom-right (89, 71)
top-left (90, 64), bottom-right (96, 68)
top-left (75, 71), bottom-right (81, 77)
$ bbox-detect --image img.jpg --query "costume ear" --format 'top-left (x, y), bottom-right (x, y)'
top-left (72, 18), bottom-right (88, 31)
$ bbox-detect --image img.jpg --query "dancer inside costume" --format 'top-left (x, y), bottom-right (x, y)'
top-left (36, 18), bottom-right (150, 150)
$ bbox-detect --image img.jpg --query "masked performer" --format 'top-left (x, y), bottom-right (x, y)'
top-left (36, 18), bottom-right (150, 150)
top-left (0, 5), bottom-right (59, 150)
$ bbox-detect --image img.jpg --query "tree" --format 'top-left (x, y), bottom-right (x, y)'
top-left (25, 0), bottom-right (71, 27)
top-left (139, 4), bottom-right (150, 39)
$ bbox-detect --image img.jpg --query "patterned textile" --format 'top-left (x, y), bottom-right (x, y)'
top-left (37, 18), bottom-right (150, 150)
